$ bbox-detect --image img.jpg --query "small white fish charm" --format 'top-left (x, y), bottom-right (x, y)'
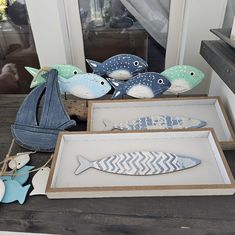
top-left (0, 178), bottom-right (5, 202)
top-left (8, 151), bottom-right (34, 170)
top-left (30, 167), bottom-right (50, 196)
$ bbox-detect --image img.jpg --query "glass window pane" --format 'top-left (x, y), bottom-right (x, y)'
top-left (79, 0), bottom-right (170, 73)
top-left (0, 0), bottom-right (40, 94)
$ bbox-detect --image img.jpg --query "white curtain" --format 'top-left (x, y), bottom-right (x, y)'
top-left (120, 0), bottom-right (170, 48)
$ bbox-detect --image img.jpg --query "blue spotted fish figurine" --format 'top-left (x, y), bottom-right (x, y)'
top-left (103, 115), bottom-right (207, 131)
top-left (1, 179), bottom-right (30, 204)
top-left (86, 54), bottom-right (148, 80)
top-left (26, 64), bottom-right (83, 88)
top-left (75, 152), bottom-right (201, 176)
top-left (58, 73), bottom-right (111, 99)
top-left (161, 65), bottom-right (204, 94)
top-left (108, 72), bottom-right (171, 99)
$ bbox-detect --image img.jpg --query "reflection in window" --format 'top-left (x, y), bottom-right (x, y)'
top-left (79, 0), bottom-right (170, 73)
top-left (0, 0), bottom-right (40, 94)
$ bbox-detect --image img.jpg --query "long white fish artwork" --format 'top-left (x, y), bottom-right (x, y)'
top-left (103, 115), bottom-right (207, 131)
top-left (75, 152), bottom-right (201, 176)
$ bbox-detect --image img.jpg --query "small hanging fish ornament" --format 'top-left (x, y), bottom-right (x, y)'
top-left (75, 152), bottom-right (201, 176)
top-left (161, 65), bottom-right (204, 94)
top-left (0, 178), bottom-right (5, 202)
top-left (8, 151), bottom-right (34, 170)
top-left (1, 179), bottom-right (30, 204)
top-left (86, 54), bottom-right (148, 80)
top-left (30, 167), bottom-right (50, 196)
top-left (103, 115), bottom-right (207, 131)
top-left (108, 72), bottom-right (171, 99)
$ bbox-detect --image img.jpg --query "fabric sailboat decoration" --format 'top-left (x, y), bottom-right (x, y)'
top-left (11, 69), bottom-right (76, 152)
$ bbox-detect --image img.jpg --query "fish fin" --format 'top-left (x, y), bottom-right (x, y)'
top-left (86, 59), bottom-right (103, 75)
top-left (74, 155), bottom-right (93, 175)
top-left (25, 66), bottom-right (39, 77)
top-left (25, 67), bottom-right (46, 88)
top-left (18, 184), bottom-right (30, 204)
top-left (29, 188), bottom-right (45, 196)
top-left (103, 119), bottom-right (115, 131)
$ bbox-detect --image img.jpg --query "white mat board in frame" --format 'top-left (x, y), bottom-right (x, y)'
top-left (46, 129), bottom-right (235, 199)
top-left (87, 97), bottom-right (235, 150)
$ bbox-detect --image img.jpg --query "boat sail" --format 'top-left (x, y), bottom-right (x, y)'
top-left (11, 69), bottom-right (76, 152)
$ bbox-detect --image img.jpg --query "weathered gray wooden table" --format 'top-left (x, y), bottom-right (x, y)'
top-left (0, 95), bottom-right (235, 235)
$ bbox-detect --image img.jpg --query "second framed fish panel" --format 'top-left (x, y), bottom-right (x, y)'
top-left (87, 96), bottom-right (235, 150)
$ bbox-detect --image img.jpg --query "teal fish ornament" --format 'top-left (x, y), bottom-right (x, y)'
top-left (1, 179), bottom-right (30, 204)
top-left (0, 179), bottom-right (5, 202)
top-left (1, 165), bottom-right (35, 185)
top-left (161, 65), bottom-right (204, 94)
top-left (25, 64), bottom-right (83, 88)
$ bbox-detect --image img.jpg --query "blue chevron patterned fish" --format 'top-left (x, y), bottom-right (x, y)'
top-left (86, 54), bottom-right (148, 80)
top-left (103, 115), bottom-right (207, 131)
top-left (108, 72), bottom-right (171, 99)
top-left (75, 152), bottom-right (201, 176)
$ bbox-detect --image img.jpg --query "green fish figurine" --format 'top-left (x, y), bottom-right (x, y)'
top-left (26, 64), bottom-right (83, 88)
top-left (161, 65), bottom-right (204, 94)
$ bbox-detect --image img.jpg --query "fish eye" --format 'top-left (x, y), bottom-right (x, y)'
top-left (73, 71), bottom-right (78, 75)
top-left (101, 81), bottom-right (104, 85)
top-left (133, 61), bottom-right (139, 66)
top-left (190, 71), bottom-right (195, 76)
top-left (158, 79), bottom-right (164, 84)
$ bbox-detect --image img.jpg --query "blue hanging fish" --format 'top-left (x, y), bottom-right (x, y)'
top-left (58, 73), bottom-right (111, 99)
top-left (1, 165), bottom-right (35, 185)
top-left (108, 72), bottom-right (171, 99)
top-left (1, 179), bottom-right (30, 204)
top-left (86, 54), bottom-right (148, 80)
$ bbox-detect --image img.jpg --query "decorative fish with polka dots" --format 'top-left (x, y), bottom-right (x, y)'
top-left (74, 151), bottom-right (201, 176)
top-left (26, 65), bottom-right (84, 88)
top-left (86, 54), bottom-right (148, 80)
top-left (103, 115), bottom-right (207, 131)
top-left (161, 65), bottom-right (204, 94)
top-left (107, 72), bottom-right (171, 99)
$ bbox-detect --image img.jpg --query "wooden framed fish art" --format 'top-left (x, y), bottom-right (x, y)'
top-left (46, 129), bottom-right (235, 199)
top-left (87, 97), bottom-right (235, 150)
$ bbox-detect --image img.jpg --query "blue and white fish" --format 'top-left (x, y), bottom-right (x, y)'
top-left (86, 54), bottom-right (148, 80)
top-left (103, 115), bottom-right (207, 131)
top-left (1, 165), bottom-right (35, 185)
top-left (58, 73), bottom-right (111, 99)
top-left (75, 151), bottom-right (201, 176)
top-left (1, 179), bottom-right (30, 204)
top-left (108, 72), bottom-right (171, 99)
top-left (0, 179), bottom-right (5, 202)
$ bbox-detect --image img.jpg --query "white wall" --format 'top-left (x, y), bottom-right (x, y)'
top-left (177, 0), bottom-right (227, 95)
top-left (209, 71), bottom-right (235, 129)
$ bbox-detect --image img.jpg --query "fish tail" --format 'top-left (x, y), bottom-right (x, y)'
top-left (106, 78), bottom-right (125, 99)
top-left (86, 59), bottom-right (103, 75)
top-left (103, 119), bottom-right (115, 130)
top-left (74, 155), bottom-right (93, 175)
top-left (18, 184), bottom-right (30, 204)
top-left (25, 66), bottom-right (46, 88)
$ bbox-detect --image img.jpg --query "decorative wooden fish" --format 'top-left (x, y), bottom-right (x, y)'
top-left (1, 166), bottom-right (35, 185)
top-left (11, 69), bottom-right (76, 152)
top-left (58, 73), bottom-right (111, 99)
top-left (30, 167), bottom-right (50, 196)
top-left (161, 65), bottom-right (204, 94)
top-left (103, 115), bottom-right (207, 131)
top-left (75, 152), bottom-right (201, 176)
top-left (0, 178), bottom-right (5, 202)
top-left (1, 179), bottom-right (30, 204)
top-left (8, 151), bottom-right (33, 170)
top-left (25, 64), bottom-right (83, 88)
top-left (108, 72), bottom-right (171, 99)
top-left (86, 54), bottom-right (148, 80)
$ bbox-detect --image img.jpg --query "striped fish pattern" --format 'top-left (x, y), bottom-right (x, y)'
top-left (74, 151), bottom-right (201, 176)
top-left (103, 115), bottom-right (207, 131)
